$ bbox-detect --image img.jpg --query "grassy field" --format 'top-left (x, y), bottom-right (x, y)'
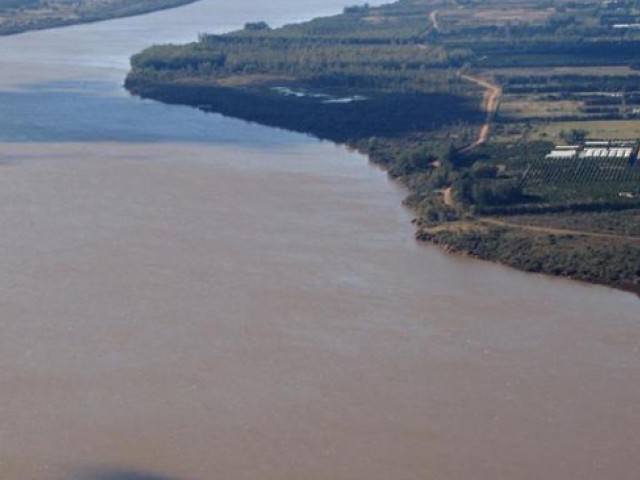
top-left (487, 66), bottom-right (637, 77)
top-left (500, 95), bottom-right (583, 119)
top-left (535, 120), bottom-right (640, 140)
top-left (438, 4), bottom-right (554, 29)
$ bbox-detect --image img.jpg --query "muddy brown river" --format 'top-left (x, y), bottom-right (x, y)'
top-left (0, 2), bottom-right (638, 479)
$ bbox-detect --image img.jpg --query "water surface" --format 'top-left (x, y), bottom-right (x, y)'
top-left (0, 2), bottom-right (638, 480)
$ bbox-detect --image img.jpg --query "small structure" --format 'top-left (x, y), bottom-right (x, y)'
top-left (555, 145), bottom-right (580, 150)
top-left (546, 139), bottom-right (640, 162)
top-left (546, 149), bottom-right (577, 159)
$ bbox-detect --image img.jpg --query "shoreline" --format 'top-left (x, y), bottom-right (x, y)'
top-left (415, 212), bottom-right (640, 297)
top-left (125, 79), bottom-right (640, 298)
top-left (417, 224), bottom-right (640, 297)
top-left (120, 0), bottom-right (640, 297)
top-left (0, 0), bottom-right (200, 37)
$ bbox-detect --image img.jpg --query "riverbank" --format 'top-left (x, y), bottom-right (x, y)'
top-left (417, 219), bottom-right (640, 296)
top-left (123, 0), bottom-right (640, 295)
top-left (126, 75), bottom-right (640, 294)
top-left (0, 0), bottom-right (199, 36)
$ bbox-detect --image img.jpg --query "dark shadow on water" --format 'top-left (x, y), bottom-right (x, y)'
top-left (0, 79), bottom-right (482, 150)
top-left (0, 82), bottom-right (320, 148)
top-left (68, 466), bottom-right (184, 480)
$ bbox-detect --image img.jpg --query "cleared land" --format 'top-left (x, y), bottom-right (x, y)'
top-left (487, 66), bottom-right (638, 77)
top-left (500, 96), bottom-right (582, 119)
top-left (499, 210), bottom-right (640, 237)
top-left (481, 217), bottom-right (640, 242)
top-left (536, 120), bottom-right (640, 141)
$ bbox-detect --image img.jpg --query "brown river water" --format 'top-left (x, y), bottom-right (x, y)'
top-left (0, 2), bottom-right (638, 479)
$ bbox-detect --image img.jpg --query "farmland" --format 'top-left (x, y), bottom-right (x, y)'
top-left (522, 142), bottom-right (640, 205)
top-left (536, 120), bottom-right (640, 140)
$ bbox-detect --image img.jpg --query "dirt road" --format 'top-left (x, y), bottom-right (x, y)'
top-left (460, 73), bottom-right (502, 149)
top-left (480, 217), bottom-right (640, 242)
top-left (429, 11), bottom-right (440, 31)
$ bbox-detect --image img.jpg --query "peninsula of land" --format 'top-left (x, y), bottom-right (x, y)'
top-left (125, 0), bottom-right (640, 294)
top-left (0, 0), bottom-right (198, 35)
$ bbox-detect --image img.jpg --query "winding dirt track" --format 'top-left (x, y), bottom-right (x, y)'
top-left (429, 11), bottom-right (440, 31)
top-left (441, 74), bottom-right (501, 206)
top-left (426, 11), bottom-right (501, 149)
top-left (460, 73), bottom-right (502, 149)
top-left (480, 217), bottom-right (640, 242)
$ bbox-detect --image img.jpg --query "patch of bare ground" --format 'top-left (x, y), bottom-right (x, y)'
top-left (420, 220), bottom-right (485, 234)
top-left (481, 217), bottom-right (640, 242)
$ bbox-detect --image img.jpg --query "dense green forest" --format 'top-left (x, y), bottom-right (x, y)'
top-left (126, 0), bottom-right (640, 293)
top-left (127, 6), bottom-right (462, 94)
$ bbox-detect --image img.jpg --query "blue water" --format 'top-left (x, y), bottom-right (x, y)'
top-left (0, 80), bottom-right (317, 146)
top-left (0, 0), bottom-right (392, 148)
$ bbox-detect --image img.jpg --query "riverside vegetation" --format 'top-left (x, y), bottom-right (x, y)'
top-left (125, 0), bottom-right (640, 293)
top-left (0, 0), bottom-right (198, 35)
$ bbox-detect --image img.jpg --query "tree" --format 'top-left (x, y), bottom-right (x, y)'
top-left (560, 128), bottom-right (588, 144)
top-left (244, 21), bottom-right (270, 31)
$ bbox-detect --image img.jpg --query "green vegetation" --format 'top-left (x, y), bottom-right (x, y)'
top-left (0, 0), bottom-right (198, 35)
top-left (126, 1), bottom-right (471, 94)
top-left (125, 0), bottom-right (640, 294)
top-left (420, 226), bottom-right (640, 293)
